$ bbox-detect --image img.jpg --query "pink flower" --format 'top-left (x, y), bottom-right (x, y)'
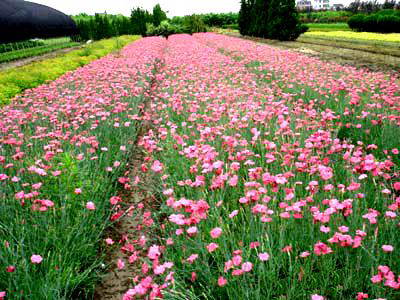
top-left (300, 251), bottom-right (310, 258)
top-left (86, 202), bottom-right (96, 210)
top-left (218, 276), bottom-right (227, 287)
top-left (105, 238), bottom-right (114, 245)
top-left (229, 175), bottom-right (238, 186)
top-left (232, 255), bottom-right (242, 266)
top-left (117, 259), bottom-right (125, 270)
top-left (187, 254), bottom-right (198, 263)
top-left (311, 294), bottom-right (325, 300)
top-left (6, 266), bottom-right (15, 272)
top-left (229, 210), bottom-right (238, 218)
top-left (151, 160), bottom-right (163, 173)
top-left (382, 245), bottom-right (394, 252)
top-left (147, 245), bottom-right (160, 260)
top-left (320, 226), bottom-right (330, 233)
top-left (242, 262), bottom-right (253, 272)
top-left (31, 254), bottom-right (43, 264)
top-left (356, 292), bottom-right (368, 300)
top-left (187, 226), bottom-right (198, 235)
top-left (206, 243), bottom-right (219, 253)
top-left (0, 291), bottom-right (5, 300)
top-left (314, 241), bottom-right (333, 256)
top-left (74, 188), bottom-right (82, 194)
top-left (210, 227), bottom-right (222, 239)
top-left (154, 265), bottom-right (167, 275)
top-left (394, 182), bottom-right (400, 191)
top-left (282, 245), bottom-right (292, 253)
top-left (258, 252), bottom-right (270, 261)
top-left (232, 269), bottom-right (244, 276)
top-left (371, 273), bottom-right (383, 283)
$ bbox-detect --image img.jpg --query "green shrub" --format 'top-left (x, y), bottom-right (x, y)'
top-left (348, 14), bottom-right (366, 31)
top-left (364, 14), bottom-right (379, 32)
top-left (377, 15), bottom-right (400, 33)
top-left (348, 12), bottom-right (400, 33)
top-left (146, 21), bottom-right (183, 38)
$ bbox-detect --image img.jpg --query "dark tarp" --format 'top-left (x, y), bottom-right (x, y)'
top-left (0, 0), bottom-right (78, 43)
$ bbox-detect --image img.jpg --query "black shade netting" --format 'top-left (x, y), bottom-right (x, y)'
top-left (0, 0), bottom-right (78, 43)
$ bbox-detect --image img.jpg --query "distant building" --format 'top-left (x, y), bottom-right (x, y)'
top-left (296, 0), bottom-right (334, 10)
top-left (297, 0), bottom-right (312, 10)
top-left (331, 3), bottom-right (345, 10)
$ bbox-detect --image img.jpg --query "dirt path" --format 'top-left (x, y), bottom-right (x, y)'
top-left (0, 45), bottom-right (82, 70)
top-left (94, 63), bottom-right (162, 300)
top-left (93, 146), bottom-right (157, 300)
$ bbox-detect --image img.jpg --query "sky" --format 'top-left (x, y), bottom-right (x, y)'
top-left (30, 0), bottom-right (242, 17)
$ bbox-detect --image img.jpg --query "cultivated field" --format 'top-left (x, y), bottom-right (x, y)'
top-left (0, 37), bottom-right (79, 64)
top-left (0, 33), bottom-right (399, 299)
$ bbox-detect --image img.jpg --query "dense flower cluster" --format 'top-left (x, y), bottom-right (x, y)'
top-left (1, 33), bottom-right (399, 299)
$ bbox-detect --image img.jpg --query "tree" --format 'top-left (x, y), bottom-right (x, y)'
top-left (152, 4), bottom-right (167, 27)
top-left (131, 7), bottom-right (152, 36)
top-left (238, 0), bottom-right (307, 41)
top-left (238, 0), bottom-right (250, 35)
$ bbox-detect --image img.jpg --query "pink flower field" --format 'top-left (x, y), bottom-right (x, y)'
top-left (1, 33), bottom-right (399, 299)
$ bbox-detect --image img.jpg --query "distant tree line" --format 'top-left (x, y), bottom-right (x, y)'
top-left (238, 0), bottom-right (308, 41)
top-left (146, 15), bottom-right (208, 38)
top-left (73, 13), bottom-right (133, 41)
top-left (73, 4), bottom-right (220, 41)
top-left (346, 0), bottom-right (399, 14)
top-left (73, 4), bottom-right (168, 40)
top-left (200, 13), bottom-right (239, 27)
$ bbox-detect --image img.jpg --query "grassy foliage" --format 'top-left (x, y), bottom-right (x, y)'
top-left (0, 36), bottom-right (139, 106)
top-left (305, 23), bottom-right (351, 32)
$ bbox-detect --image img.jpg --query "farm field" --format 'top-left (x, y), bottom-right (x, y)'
top-left (303, 31), bottom-right (400, 43)
top-left (1, 33), bottom-right (400, 299)
top-left (297, 32), bottom-right (400, 59)
top-left (0, 37), bottom-right (79, 64)
top-left (218, 29), bottom-right (400, 72)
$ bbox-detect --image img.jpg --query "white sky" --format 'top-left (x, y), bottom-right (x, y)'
top-left (30, 0), bottom-right (242, 17)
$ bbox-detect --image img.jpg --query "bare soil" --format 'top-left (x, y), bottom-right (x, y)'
top-left (93, 145), bottom-right (157, 300)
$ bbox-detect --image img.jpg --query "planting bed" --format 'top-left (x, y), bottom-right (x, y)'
top-left (1, 33), bottom-right (399, 299)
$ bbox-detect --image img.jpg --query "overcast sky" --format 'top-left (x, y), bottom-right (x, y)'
top-left (30, 0), bottom-right (242, 17)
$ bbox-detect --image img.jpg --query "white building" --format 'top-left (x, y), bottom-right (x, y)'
top-left (297, 0), bottom-right (334, 10)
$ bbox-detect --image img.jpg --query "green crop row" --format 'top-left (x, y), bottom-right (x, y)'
top-left (0, 35), bottom-right (140, 106)
top-left (0, 42), bottom-right (79, 63)
top-left (305, 23), bottom-right (351, 32)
